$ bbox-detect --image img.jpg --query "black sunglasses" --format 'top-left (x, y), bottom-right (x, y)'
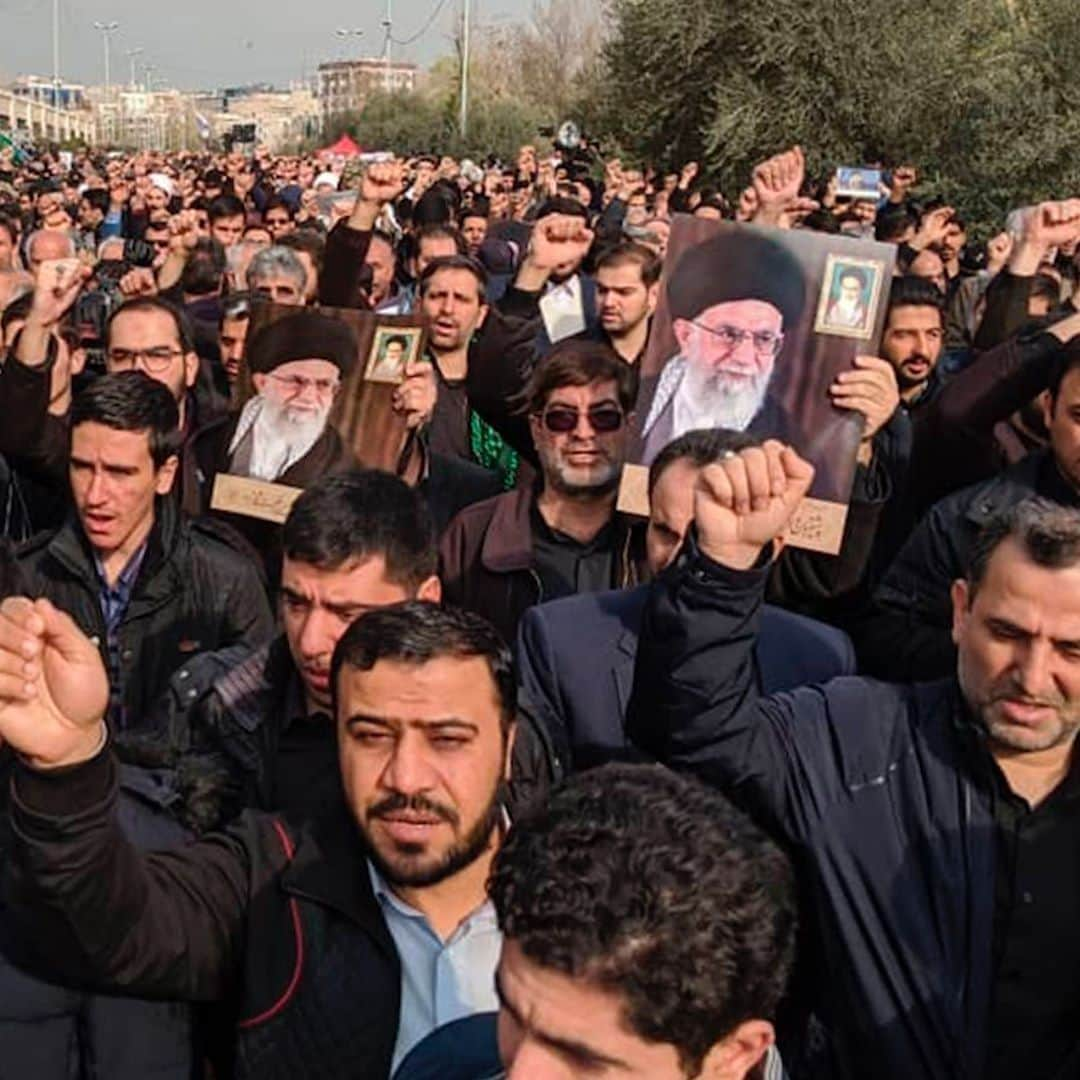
top-left (541, 404), bottom-right (625, 434)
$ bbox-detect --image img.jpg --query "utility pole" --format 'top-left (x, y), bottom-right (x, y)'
top-left (94, 21), bottom-right (119, 92)
top-left (51, 0), bottom-right (60, 105)
top-left (127, 47), bottom-right (143, 89)
top-left (383, 0), bottom-right (392, 91)
top-left (459, 0), bottom-right (470, 139)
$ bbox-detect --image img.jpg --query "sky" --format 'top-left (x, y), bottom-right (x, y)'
top-left (0, 0), bottom-right (526, 91)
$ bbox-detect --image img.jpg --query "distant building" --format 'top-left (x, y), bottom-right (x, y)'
top-left (191, 84), bottom-right (319, 152)
top-left (317, 58), bottom-right (418, 121)
top-left (12, 76), bottom-right (89, 111)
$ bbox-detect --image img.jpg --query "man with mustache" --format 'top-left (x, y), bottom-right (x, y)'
top-left (439, 339), bottom-right (647, 644)
top-left (628, 445), bottom-right (1080, 1080)
top-left (640, 229), bottom-right (807, 465)
top-left (0, 597), bottom-right (532, 1079)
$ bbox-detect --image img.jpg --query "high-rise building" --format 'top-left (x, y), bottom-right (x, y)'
top-left (317, 58), bottom-right (418, 122)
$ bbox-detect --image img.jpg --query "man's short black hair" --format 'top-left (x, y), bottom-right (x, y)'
top-left (418, 254), bottom-right (488, 303)
top-left (81, 189), bottom-right (110, 215)
top-left (207, 193), bottom-right (245, 222)
top-left (282, 470), bottom-right (437, 587)
top-left (70, 371), bottom-right (181, 468)
top-left (648, 427), bottom-right (762, 495)
top-left (330, 600), bottom-right (515, 733)
top-left (875, 204), bottom-right (918, 243)
top-left (534, 196), bottom-right (590, 223)
top-left (490, 763), bottom-right (797, 1074)
top-left (519, 338), bottom-right (638, 416)
top-left (595, 241), bottom-right (662, 287)
top-left (105, 295), bottom-right (195, 354)
top-left (967, 498), bottom-right (1080, 599)
top-left (885, 275), bottom-right (946, 325)
top-left (180, 237), bottom-right (227, 297)
top-left (416, 223), bottom-right (467, 256)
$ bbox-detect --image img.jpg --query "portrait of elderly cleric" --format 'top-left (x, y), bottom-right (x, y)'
top-left (226, 310), bottom-right (356, 485)
top-left (816, 255), bottom-right (883, 338)
top-left (365, 327), bottom-right (421, 385)
top-left (640, 228), bottom-right (807, 465)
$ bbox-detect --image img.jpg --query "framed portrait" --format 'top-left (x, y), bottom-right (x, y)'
top-left (364, 326), bottom-right (423, 385)
top-left (813, 254), bottom-right (887, 340)
top-left (834, 166), bottom-right (882, 201)
top-left (619, 216), bottom-right (896, 554)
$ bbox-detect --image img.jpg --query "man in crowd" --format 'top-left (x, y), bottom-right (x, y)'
top-left (246, 245), bottom-right (308, 305)
top-left (628, 442), bottom-right (1080, 1079)
top-left (491, 764), bottom-right (796, 1080)
top-left (17, 371), bottom-right (272, 730)
top-left (440, 340), bottom-right (646, 643)
top-left (0, 600), bottom-right (521, 1078)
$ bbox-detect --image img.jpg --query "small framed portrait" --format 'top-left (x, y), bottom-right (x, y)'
top-left (364, 326), bottom-right (422, 385)
top-left (814, 254), bottom-right (886, 340)
top-left (834, 166), bottom-right (882, 201)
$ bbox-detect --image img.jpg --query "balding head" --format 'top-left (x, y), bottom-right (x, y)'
top-left (27, 230), bottom-right (76, 277)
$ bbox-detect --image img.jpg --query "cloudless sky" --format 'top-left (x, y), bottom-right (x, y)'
top-left (0, 0), bottom-right (528, 91)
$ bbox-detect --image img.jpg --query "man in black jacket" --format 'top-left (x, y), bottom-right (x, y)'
top-left (18, 371), bottom-right (273, 730)
top-left (627, 441), bottom-right (1080, 1080)
top-left (858, 337), bottom-right (1080, 681)
top-left (1, 600), bottom-right (523, 1079)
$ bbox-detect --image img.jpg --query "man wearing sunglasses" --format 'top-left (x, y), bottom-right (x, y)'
top-left (440, 339), bottom-right (646, 644)
top-left (640, 229), bottom-right (806, 465)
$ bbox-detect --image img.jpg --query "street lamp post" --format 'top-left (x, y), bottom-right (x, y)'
top-left (93, 21), bottom-right (119, 92)
top-left (126, 47), bottom-right (143, 90)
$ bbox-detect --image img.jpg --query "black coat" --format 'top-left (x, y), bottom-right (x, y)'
top-left (16, 497), bottom-right (274, 730)
top-left (625, 535), bottom-right (1055, 1080)
top-left (5, 752), bottom-right (400, 1080)
top-left (516, 585), bottom-right (856, 772)
top-left (857, 451), bottom-right (1070, 681)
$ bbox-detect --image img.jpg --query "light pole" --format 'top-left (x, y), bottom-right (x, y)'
top-left (51, 0), bottom-right (60, 105)
top-left (458, 0), bottom-right (470, 139)
top-left (93, 21), bottom-right (119, 92)
top-left (382, 0), bottom-right (392, 91)
top-left (126, 47), bottom-right (143, 89)
top-left (334, 27), bottom-right (363, 60)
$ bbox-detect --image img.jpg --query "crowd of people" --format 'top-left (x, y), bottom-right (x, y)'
top-left (0, 134), bottom-right (1077, 1080)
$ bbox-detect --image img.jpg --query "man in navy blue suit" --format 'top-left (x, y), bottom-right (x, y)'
top-left (517, 427), bottom-right (859, 771)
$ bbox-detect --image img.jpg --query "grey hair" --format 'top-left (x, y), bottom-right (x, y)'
top-left (967, 498), bottom-right (1080, 598)
top-left (97, 236), bottom-right (125, 261)
top-left (246, 245), bottom-right (306, 289)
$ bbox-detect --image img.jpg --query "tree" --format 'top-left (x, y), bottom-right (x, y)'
top-left (586, 0), bottom-right (1080, 232)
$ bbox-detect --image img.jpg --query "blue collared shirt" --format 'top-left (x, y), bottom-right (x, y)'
top-left (368, 860), bottom-right (502, 1073)
top-left (93, 542), bottom-right (147, 728)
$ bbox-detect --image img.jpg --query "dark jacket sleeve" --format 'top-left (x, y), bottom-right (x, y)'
top-left (319, 221), bottom-right (373, 309)
top-left (626, 535), bottom-right (878, 844)
top-left (465, 296), bottom-right (542, 466)
top-left (973, 270), bottom-right (1035, 352)
top-left (926, 330), bottom-right (1062, 437)
top-left (855, 495), bottom-right (971, 681)
top-left (6, 749), bottom-right (253, 1001)
top-left (668, 188), bottom-right (692, 214)
top-left (515, 607), bottom-right (573, 772)
top-left (221, 555), bottom-right (275, 647)
top-left (0, 336), bottom-right (70, 489)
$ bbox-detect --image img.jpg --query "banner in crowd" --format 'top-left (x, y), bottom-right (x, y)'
top-left (620, 215), bottom-right (897, 553)
top-left (211, 301), bottom-right (426, 523)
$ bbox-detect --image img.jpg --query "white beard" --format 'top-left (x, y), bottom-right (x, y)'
top-left (235, 395), bottom-right (331, 482)
top-left (673, 363), bottom-right (772, 434)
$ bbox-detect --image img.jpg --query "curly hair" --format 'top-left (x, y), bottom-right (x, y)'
top-left (489, 763), bottom-right (797, 1074)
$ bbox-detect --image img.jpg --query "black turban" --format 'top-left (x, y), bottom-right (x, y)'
top-left (666, 228), bottom-right (806, 328)
top-left (247, 311), bottom-right (358, 376)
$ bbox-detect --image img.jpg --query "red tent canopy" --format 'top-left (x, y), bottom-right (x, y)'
top-left (322, 133), bottom-right (362, 157)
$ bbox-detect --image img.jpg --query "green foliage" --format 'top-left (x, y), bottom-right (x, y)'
top-left (586, 0), bottom-right (1080, 232)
